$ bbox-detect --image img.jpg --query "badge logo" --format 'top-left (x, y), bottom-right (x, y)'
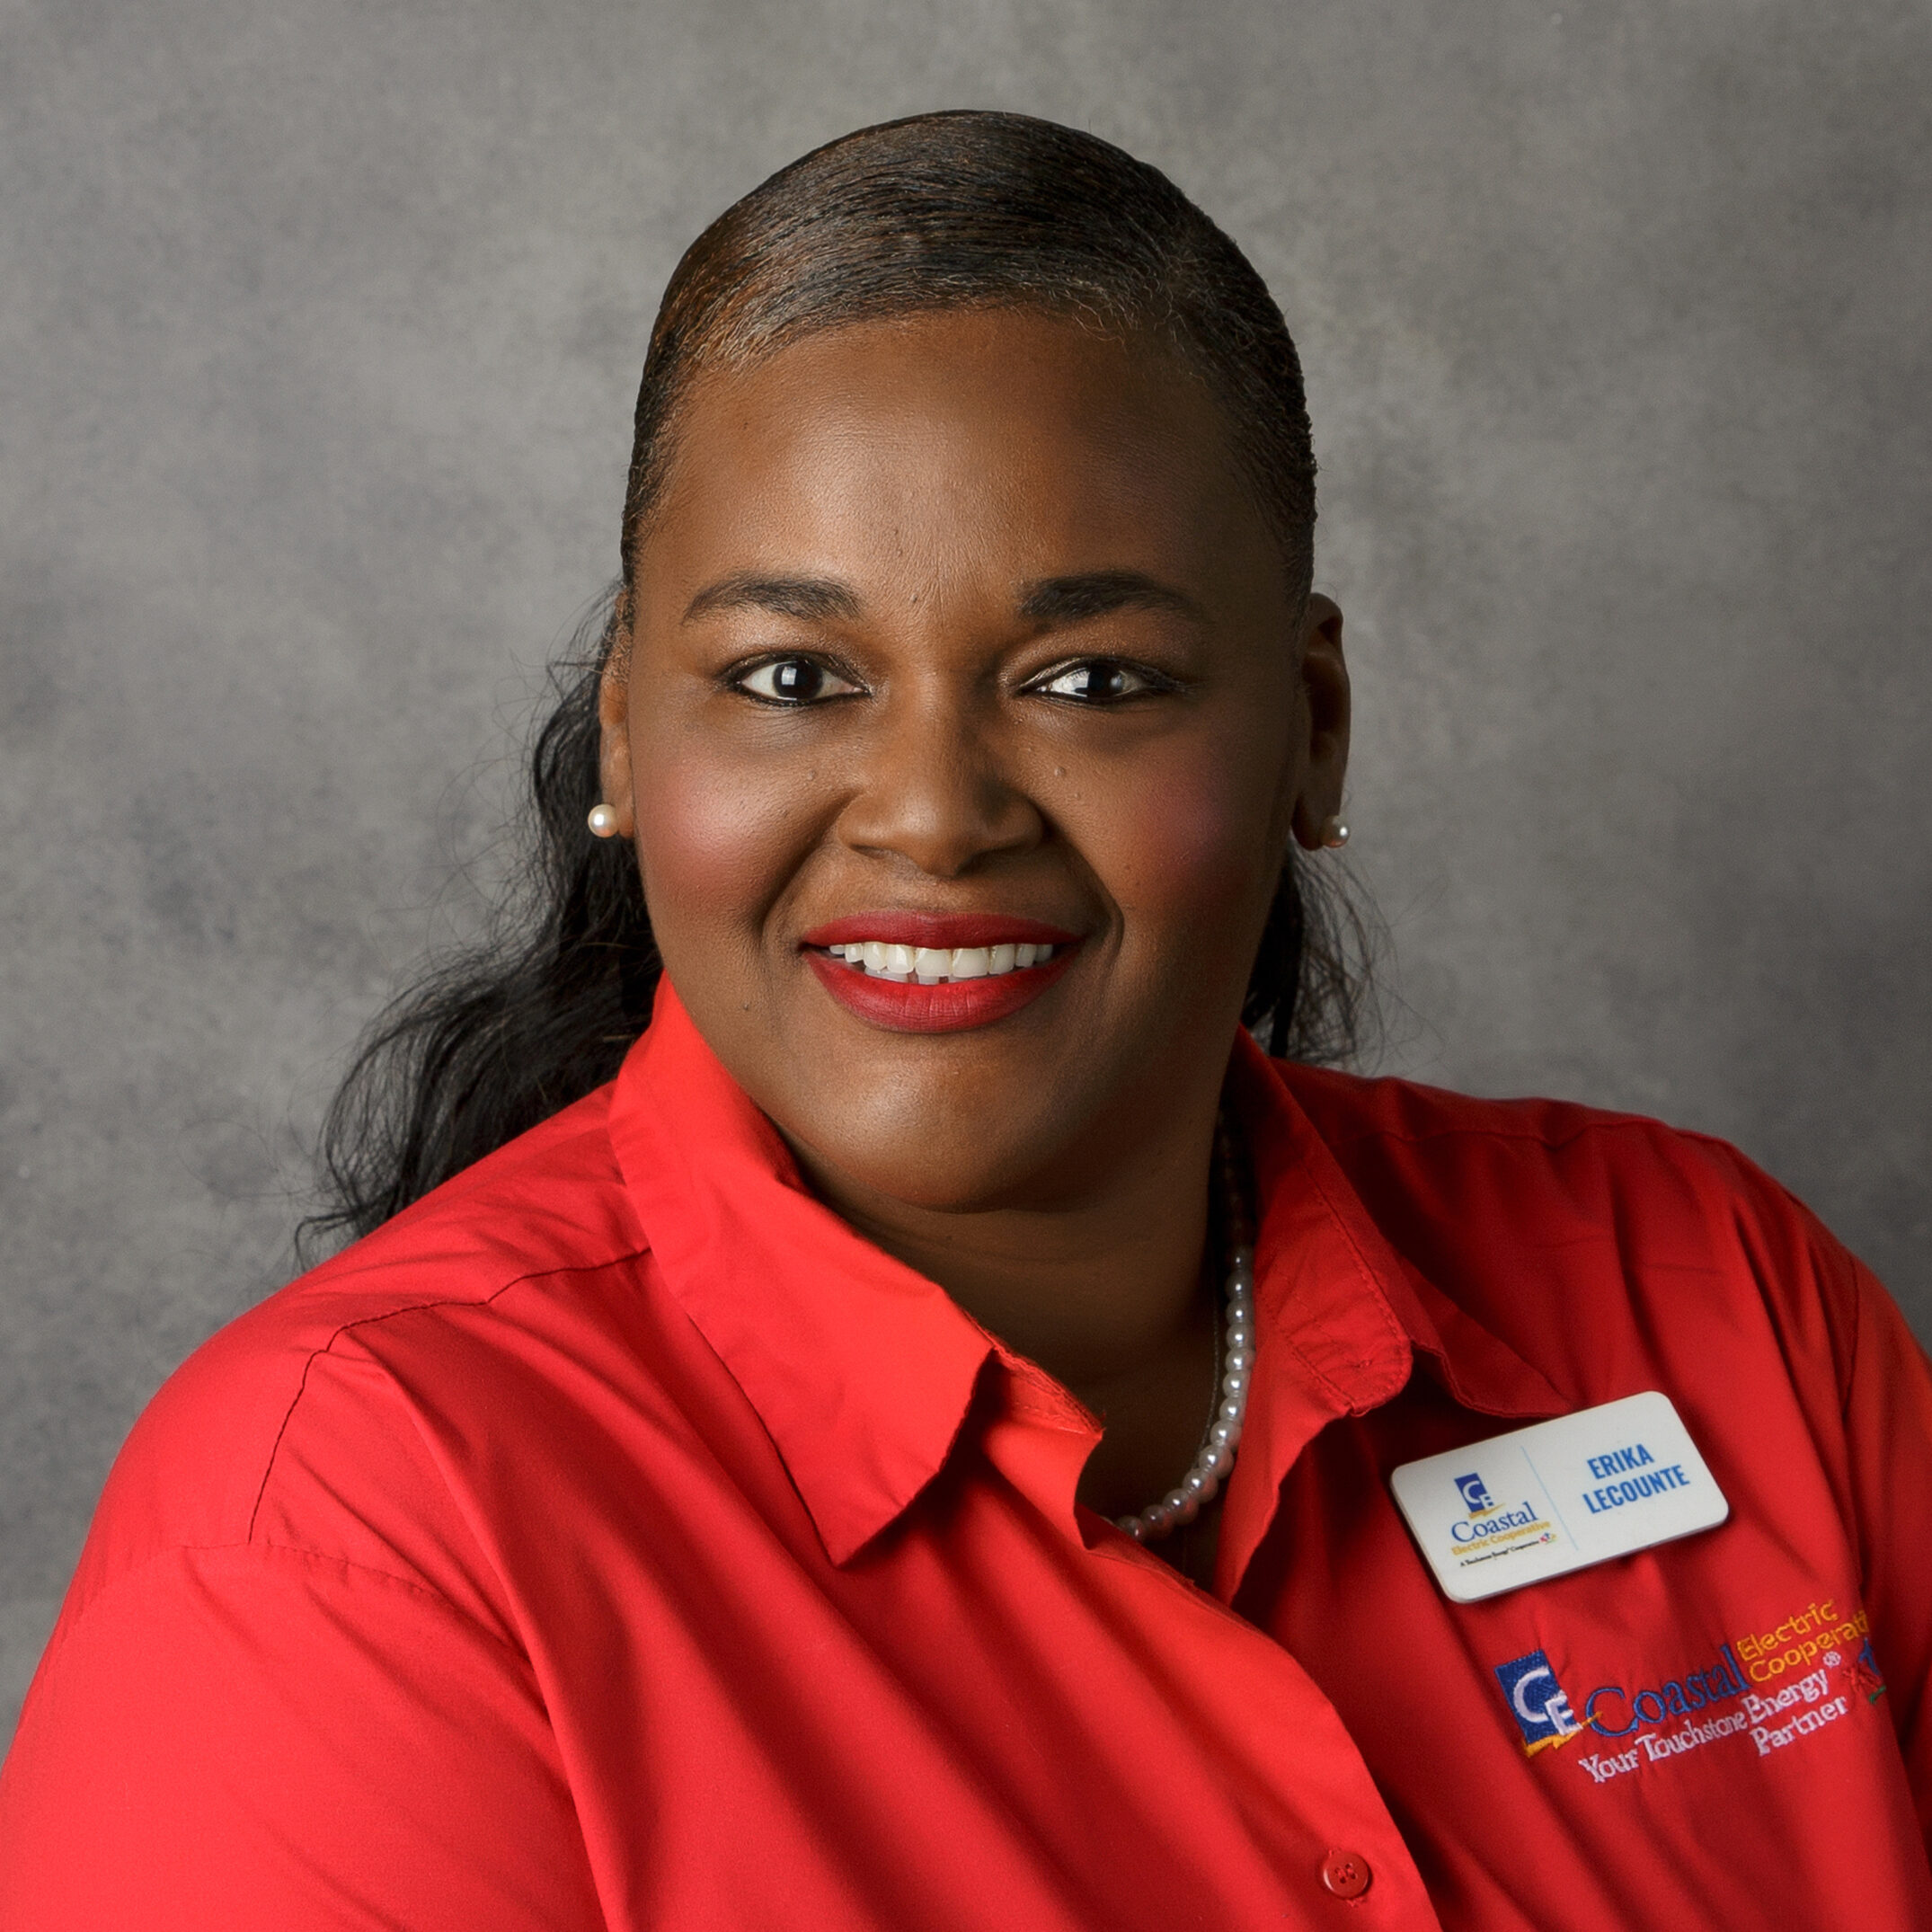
top-left (1455, 1471), bottom-right (1494, 1514)
top-left (1494, 1649), bottom-right (1581, 1754)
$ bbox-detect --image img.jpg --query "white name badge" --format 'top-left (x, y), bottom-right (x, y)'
top-left (1388, 1391), bottom-right (1729, 1603)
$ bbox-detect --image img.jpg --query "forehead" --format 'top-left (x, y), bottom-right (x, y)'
top-left (635, 309), bottom-right (1282, 606)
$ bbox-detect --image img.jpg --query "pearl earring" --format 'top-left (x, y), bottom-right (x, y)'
top-left (587, 803), bottom-right (620, 838)
top-left (1320, 815), bottom-right (1351, 849)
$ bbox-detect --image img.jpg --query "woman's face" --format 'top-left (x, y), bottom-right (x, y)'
top-left (604, 308), bottom-right (1348, 1210)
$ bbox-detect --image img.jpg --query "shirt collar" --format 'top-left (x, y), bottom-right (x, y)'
top-left (1230, 1031), bottom-right (1566, 1421)
top-left (609, 985), bottom-right (1564, 1571)
top-left (1214, 1030), bottom-right (1566, 1589)
top-left (608, 983), bottom-right (1004, 1564)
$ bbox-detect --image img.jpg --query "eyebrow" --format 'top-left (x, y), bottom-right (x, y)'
top-left (683, 574), bottom-right (864, 624)
top-left (1016, 571), bottom-right (1205, 625)
top-left (681, 567), bottom-right (1203, 628)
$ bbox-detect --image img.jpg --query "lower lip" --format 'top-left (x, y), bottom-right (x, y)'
top-left (804, 947), bottom-right (1078, 1033)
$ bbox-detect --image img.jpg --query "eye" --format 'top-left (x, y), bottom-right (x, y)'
top-left (1028, 659), bottom-right (1176, 705)
top-left (730, 656), bottom-right (864, 706)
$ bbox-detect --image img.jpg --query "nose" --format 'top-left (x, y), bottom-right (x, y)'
top-left (834, 680), bottom-right (1044, 879)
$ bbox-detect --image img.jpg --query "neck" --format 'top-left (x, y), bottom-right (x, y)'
top-left (781, 1090), bottom-right (1226, 1522)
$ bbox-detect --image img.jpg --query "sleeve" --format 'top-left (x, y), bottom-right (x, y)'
top-left (1834, 1250), bottom-right (1932, 1838)
top-left (0, 1541), bottom-right (608, 1931)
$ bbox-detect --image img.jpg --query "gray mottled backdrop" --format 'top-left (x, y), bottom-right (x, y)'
top-left (4, 0), bottom-right (1928, 1741)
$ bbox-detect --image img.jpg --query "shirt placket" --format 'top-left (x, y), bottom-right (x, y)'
top-left (970, 1359), bottom-right (1447, 1928)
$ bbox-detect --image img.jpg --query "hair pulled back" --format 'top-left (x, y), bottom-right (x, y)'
top-left (309, 111), bottom-right (1370, 1249)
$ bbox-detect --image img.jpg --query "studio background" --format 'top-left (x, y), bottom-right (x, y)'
top-left (3, 0), bottom-right (1927, 1742)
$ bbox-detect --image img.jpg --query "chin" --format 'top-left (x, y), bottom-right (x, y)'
top-left (778, 1074), bottom-right (1095, 1214)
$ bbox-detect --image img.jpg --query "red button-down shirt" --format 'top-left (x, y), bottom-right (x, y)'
top-left (4, 986), bottom-right (1929, 1928)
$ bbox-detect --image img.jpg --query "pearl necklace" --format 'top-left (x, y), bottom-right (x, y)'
top-left (1116, 1122), bottom-right (1255, 1544)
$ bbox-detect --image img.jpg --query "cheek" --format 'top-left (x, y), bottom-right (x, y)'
top-left (627, 727), bottom-right (818, 954)
top-left (1077, 741), bottom-right (1287, 941)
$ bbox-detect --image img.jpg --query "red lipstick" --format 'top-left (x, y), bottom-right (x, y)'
top-left (799, 912), bottom-right (1082, 1034)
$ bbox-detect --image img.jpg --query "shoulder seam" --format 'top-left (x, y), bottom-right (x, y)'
top-left (244, 1245), bottom-right (652, 1540)
top-left (34, 1537), bottom-right (531, 1696)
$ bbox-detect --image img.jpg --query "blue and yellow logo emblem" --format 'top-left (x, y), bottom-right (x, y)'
top-left (1494, 1649), bottom-right (1582, 1756)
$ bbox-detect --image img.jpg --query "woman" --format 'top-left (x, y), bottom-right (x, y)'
top-left (2, 111), bottom-right (1928, 1930)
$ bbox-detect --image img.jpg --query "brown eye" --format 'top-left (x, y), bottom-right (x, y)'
top-left (732, 657), bottom-right (862, 705)
top-left (1032, 660), bottom-right (1166, 704)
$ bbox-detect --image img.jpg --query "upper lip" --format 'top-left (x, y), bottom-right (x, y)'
top-left (799, 911), bottom-right (1082, 950)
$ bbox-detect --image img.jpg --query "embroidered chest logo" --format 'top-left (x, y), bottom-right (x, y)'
top-left (1492, 1593), bottom-right (1886, 1790)
top-left (1493, 1650), bottom-right (1582, 1754)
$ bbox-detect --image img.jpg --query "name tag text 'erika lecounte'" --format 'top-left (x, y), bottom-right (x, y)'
top-left (1389, 1393), bottom-right (1729, 1602)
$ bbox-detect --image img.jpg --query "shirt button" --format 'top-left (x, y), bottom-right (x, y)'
top-left (1320, 1848), bottom-right (1372, 1900)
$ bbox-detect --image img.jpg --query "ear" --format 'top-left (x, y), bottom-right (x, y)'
top-left (1289, 594), bottom-right (1351, 851)
top-left (597, 589), bottom-right (640, 841)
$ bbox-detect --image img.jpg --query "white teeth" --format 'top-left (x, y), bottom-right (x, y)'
top-left (829, 937), bottom-right (1059, 980)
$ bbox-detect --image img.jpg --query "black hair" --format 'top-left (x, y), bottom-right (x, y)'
top-left (306, 111), bottom-right (1372, 1251)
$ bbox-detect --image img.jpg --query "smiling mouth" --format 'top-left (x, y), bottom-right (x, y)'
top-left (799, 916), bottom-right (1081, 1033)
top-left (820, 938), bottom-right (1058, 982)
